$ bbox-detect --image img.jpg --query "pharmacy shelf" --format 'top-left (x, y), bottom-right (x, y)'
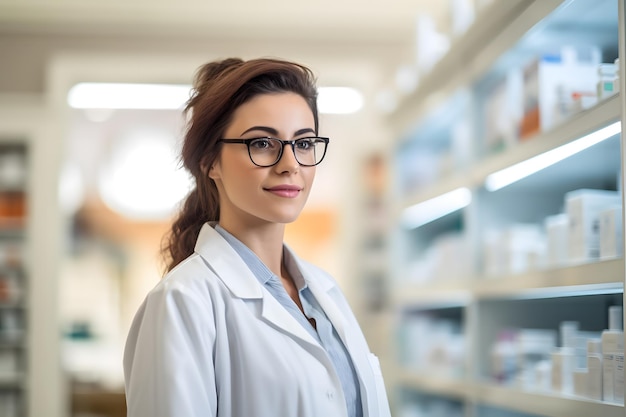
top-left (0, 374), bottom-right (25, 390)
top-left (0, 223), bottom-right (25, 236)
top-left (394, 258), bottom-right (623, 306)
top-left (396, 369), bottom-right (469, 400)
top-left (475, 383), bottom-right (624, 417)
top-left (397, 94), bottom-right (621, 211)
top-left (473, 94), bottom-right (621, 187)
top-left (0, 302), bottom-right (26, 310)
top-left (391, 0), bottom-right (563, 134)
top-left (392, 282), bottom-right (471, 308)
top-left (396, 377), bottom-right (625, 417)
top-left (387, 0), bottom-right (625, 416)
top-left (0, 141), bottom-right (28, 417)
top-left (473, 258), bottom-right (624, 299)
top-left (396, 172), bottom-right (472, 217)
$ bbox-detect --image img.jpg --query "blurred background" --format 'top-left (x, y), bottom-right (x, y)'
top-left (1, 0), bottom-right (625, 416)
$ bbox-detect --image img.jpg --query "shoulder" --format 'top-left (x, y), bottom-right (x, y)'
top-left (127, 253), bottom-right (222, 350)
top-left (146, 253), bottom-right (222, 310)
top-left (162, 253), bottom-right (214, 288)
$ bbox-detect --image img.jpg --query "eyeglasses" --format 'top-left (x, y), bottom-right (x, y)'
top-left (217, 137), bottom-right (330, 167)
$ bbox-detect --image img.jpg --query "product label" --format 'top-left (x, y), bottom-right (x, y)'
top-left (604, 353), bottom-right (615, 402)
top-left (615, 354), bottom-right (624, 405)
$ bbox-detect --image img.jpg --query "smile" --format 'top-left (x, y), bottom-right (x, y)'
top-left (264, 185), bottom-right (302, 198)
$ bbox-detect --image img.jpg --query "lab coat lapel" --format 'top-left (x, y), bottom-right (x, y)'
top-left (194, 224), bottom-right (321, 349)
top-left (294, 253), bottom-right (378, 417)
top-left (258, 289), bottom-right (321, 347)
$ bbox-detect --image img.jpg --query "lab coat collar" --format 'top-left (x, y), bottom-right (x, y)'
top-left (193, 223), bottom-right (323, 347)
top-left (194, 223), bottom-right (339, 298)
top-left (194, 223), bottom-right (263, 299)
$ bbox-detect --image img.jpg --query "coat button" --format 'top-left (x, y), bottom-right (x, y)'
top-left (326, 391), bottom-right (335, 400)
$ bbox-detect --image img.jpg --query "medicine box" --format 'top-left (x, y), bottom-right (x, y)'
top-left (519, 46), bottom-right (600, 140)
top-left (545, 213), bottom-right (569, 268)
top-left (599, 205), bottom-right (623, 260)
top-left (565, 189), bottom-right (621, 263)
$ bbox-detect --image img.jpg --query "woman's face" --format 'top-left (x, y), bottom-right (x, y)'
top-left (209, 92), bottom-right (317, 229)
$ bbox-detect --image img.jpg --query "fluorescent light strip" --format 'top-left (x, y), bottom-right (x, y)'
top-left (401, 187), bottom-right (471, 229)
top-left (68, 83), bottom-right (364, 114)
top-left (68, 83), bottom-right (192, 110)
top-left (485, 121), bottom-right (621, 191)
top-left (317, 87), bottom-right (364, 114)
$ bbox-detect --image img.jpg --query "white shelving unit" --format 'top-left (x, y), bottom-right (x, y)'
top-left (387, 0), bottom-right (626, 416)
top-left (0, 141), bottom-right (29, 417)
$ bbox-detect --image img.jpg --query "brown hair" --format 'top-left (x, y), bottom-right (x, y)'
top-left (161, 57), bottom-right (319, 272)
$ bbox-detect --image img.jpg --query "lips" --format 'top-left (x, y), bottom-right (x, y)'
top-left (264, 184), bottom-right (302, 198)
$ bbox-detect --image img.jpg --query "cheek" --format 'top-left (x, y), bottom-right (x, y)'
top-left (302, 168), bottom-right (316, 195)
top-left (222, 164), bottom-right (263, 198)
top-left (305, 167), bottom-right (316, 184)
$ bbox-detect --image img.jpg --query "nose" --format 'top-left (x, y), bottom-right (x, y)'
top-left (274, 143), bottom-right (299, 172)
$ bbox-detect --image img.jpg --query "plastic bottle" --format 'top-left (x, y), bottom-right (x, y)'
top-left (587, 338), bottom-right (603, 400)
top-left (602, 305), bottom-right (624, 403)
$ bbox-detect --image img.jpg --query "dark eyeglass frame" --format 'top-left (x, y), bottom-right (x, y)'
top-left (217, 136), bottom-right (330, 167)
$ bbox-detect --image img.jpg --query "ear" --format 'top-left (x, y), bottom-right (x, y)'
top-left (208, 160), bottom-right (221, 180)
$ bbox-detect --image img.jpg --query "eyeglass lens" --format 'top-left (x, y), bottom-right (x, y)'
top-left (248, 138), bottom-right (327, 167)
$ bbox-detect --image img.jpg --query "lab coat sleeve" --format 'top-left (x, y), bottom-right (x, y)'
top-left (123, 278), bottom-right (217, 417)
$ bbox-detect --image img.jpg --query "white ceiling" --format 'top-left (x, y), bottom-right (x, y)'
top-left (0, 0), bottom-right (450, 43)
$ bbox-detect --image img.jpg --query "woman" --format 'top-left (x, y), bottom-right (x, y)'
top-left (123, 57), bottom-right (391, 417)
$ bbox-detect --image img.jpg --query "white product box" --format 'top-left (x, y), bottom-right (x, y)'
top-left (517, 329), bottom-right (557, 389)
top-left (603, 306), bottom-right (624, 404)
top-left (565, 189), bottom-right (621, 263)
top-left (552, 347), bottom-right (576, 395)
top-left (545, 213), bottom-right (569, 268)
top-left (503, 224), bottom-right (545, 275)
top-left (598, 63), bottom-right (617, 100)
top-left (483, 68), bottom-right (523, 154)
top-left (602, 330), bottom-right (624, 403)
top-left (599, 205), bottom-right (623, 260)
top-left (573, 368), bottom-right (588, 398)
top-left (587, 339), bottom-right (603, 401)
top-left (449, 0), bottom-right (476, 37)
top-left (519, 46), bottom-right (601, 139)
top-left (483, 225), bottom-right (547, 276)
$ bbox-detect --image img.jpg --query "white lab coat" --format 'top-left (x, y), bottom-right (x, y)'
top-left (124, 224), bottom-right (391, 417)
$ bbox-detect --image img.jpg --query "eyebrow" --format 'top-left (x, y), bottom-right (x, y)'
top-left (240, 126), bottom-right (316, 137)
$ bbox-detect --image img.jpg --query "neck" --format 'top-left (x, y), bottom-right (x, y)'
top-left (218, 220), bottom-right (286, 276)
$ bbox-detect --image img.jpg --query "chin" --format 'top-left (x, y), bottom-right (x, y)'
top-left (268, 209), bottom-right (304, 224)
top-left (276, 214), bottom-right (302, 224)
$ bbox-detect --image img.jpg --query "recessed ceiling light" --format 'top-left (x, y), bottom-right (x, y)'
top-left (317, 87), bottom-right (364, 114)
top-left (68, 82), bottom-right (364, 114)
top-left (68, 83), bottom-right (191, 110)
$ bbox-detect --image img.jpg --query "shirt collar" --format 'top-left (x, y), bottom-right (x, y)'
top-left (213, 224), bottom-right (307, 291)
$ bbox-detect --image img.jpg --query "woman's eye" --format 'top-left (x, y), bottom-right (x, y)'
top-left (295, 140), bottom-right (313, 150)
top-left (250, 139), bottom-right (272, 149)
